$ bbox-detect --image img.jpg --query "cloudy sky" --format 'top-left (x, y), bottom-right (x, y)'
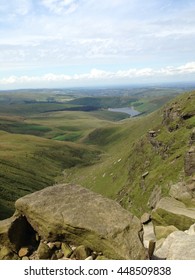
top-left (1, 0), bottom-right (195, 89)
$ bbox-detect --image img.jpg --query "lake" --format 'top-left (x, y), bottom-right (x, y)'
top-left (108, 107), bottom-right (140, 117)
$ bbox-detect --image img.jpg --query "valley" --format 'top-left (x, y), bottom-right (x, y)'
top-left (0, 86), bottom-right (194, 221)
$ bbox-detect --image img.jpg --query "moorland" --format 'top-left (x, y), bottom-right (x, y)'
top-left (0, 85), bottom-right (194, 220)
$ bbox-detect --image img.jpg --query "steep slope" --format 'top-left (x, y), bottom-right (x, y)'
top-left (117, 91), bottom-right (194, 216)
top-left (64, 91), bottom-right (195, 217)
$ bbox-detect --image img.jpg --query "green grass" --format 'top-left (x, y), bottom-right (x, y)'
top-left (0, 131), bottom-right (100, 220)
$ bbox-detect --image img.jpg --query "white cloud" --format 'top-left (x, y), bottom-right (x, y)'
top-left (41, 0), bottom-right (79, 14)
top-left (1, 62), bottom-right (195, 87)
top-left (0, 0), bottom-right (32, 16)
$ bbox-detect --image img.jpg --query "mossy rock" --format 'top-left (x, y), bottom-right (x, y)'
top-left (154, 225), bottom-right (178, 240)
top-left (152, 197), bottom-right (195, 231)
top-left (15, 184), bottom-right (146, 260)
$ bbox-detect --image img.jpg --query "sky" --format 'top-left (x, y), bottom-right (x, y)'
top-left (0, 0), bottom-right (195, 89)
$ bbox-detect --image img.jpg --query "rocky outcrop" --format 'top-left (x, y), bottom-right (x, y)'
top-left (0, 184), bottom-right (146, 260)
top-left (184, 146), bottom-right (195, 176)
top-left (169, 182), bottom-right (195, 202)
top-left (151, 197), bottom-right (195, 230)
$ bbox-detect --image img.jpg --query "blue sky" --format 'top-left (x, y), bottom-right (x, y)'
top-left (0, 0), bottom-right (195, 89)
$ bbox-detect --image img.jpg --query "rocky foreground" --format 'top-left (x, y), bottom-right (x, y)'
top-left (1, 181), bottom-right (195, 260)
top-left (0, 184), bottom-right (146, 260)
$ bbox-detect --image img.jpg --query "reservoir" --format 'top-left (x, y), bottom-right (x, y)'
top-left (108, 107), bottom-right (140, 117)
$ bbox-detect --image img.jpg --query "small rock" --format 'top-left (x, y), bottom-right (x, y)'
top-left (61, 242), bottom-right (72, 258)
top-left (54, 242), bottom-right (61, 249)
top-left (148, 130), bottom-right (156, 137)
top-left (22, 256), bottom-right (29, 260)
top-left (37, 242), bottom-right (52, 259)
top-left (0, 246), bottom-right (13, 260)
top-left (71, 245), bottom-right (92, 260)
top-left (85, 256), bottom-right (93, 260)
top-left (18, 247), bottom-right (30, 258)
top-left (47, 242), bottom-right (55, 250)
top-left (142, 171), bottom-right (149, 179)
top-left (56, 250), bottom-right (64, 259)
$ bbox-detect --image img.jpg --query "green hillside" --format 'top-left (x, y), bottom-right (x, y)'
top-left (0, 131), bottom-right (100, 219)
top-left (0, 89), bottom-right (194, 221)
top-left (64, 91), bottom-right (195, 217)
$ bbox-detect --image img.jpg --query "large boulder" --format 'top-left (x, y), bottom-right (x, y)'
top-left (14, 184), bottom-right (146, 260)
top-left (152, 197), bottom-right (195, 230)
top-left (154, 230), bottom-right (195, 260)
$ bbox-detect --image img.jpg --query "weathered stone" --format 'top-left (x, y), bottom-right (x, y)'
top-left (185, 223), bottom-right (195, 235)
top-left (169, 182), bottom-right (192, 201)
top-left (71, 245), bottom-right (92, 260)
top-left (0, 214), bottom-right (38, 259)
top-left (148, 240), bottom-right (155, 259)
top-left (148, 131), bottom-right (156, 137)
top-left (152, 197), bottom-right (195, 230)
top-left (85, 256), bottom-right (93, 260)
top-left (141, 213), bottom-right (151, 224)
top-left (22, 256), bottom-right (29, 260)
top-left (18, 247), bottom-right (30, 258)
top-left (54, 242), bottom-right (61, 249)
top-left (61, 242), bottom-right (72, 258)
top-left (143, 221), bottom-right (155, 249)
top-left (56, 250), bottom-right (64, 259)
top-left (142, 171), bottom-right (149, 179)
top-left (189, 128), bottom-right (195, 145)
top-left (0, 244), bottom-right (19, 260)
top-left (155, 238), bottom-right (165, 251)
top-left (184, 146), bottom-right (195, 176)
top-left (15, 184), bottom-right (146, 260)
top-left (154, 225), bottom-right (178, 240)
top-left (154, 231), bottom-right (195, 260)
top-left (37, 242), bottom-right (52, 259)
top-left (0, 245), bottom-right (12, 260)
top-left (47, 242), bottom-right (55, 250)
top-left (0, 216), bottom-right (17, 250)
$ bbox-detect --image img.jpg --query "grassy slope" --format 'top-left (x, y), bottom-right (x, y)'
top-left (63, 111), bottom-right (161, 198)
top-left (0, 131), bottom-right (100, 219)
top-left (64, 91), bottom-right (195, 217)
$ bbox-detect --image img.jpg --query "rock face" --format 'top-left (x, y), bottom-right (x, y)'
top-left (12, 184), bottom-right (146, 260)
top-left (151, 197), bottom-right (195, 230)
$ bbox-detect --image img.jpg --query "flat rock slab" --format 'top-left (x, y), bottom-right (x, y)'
top-left (15, 184), bottom-right (146, 260)
top-left (152, 197), bottom-right (195, 230)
